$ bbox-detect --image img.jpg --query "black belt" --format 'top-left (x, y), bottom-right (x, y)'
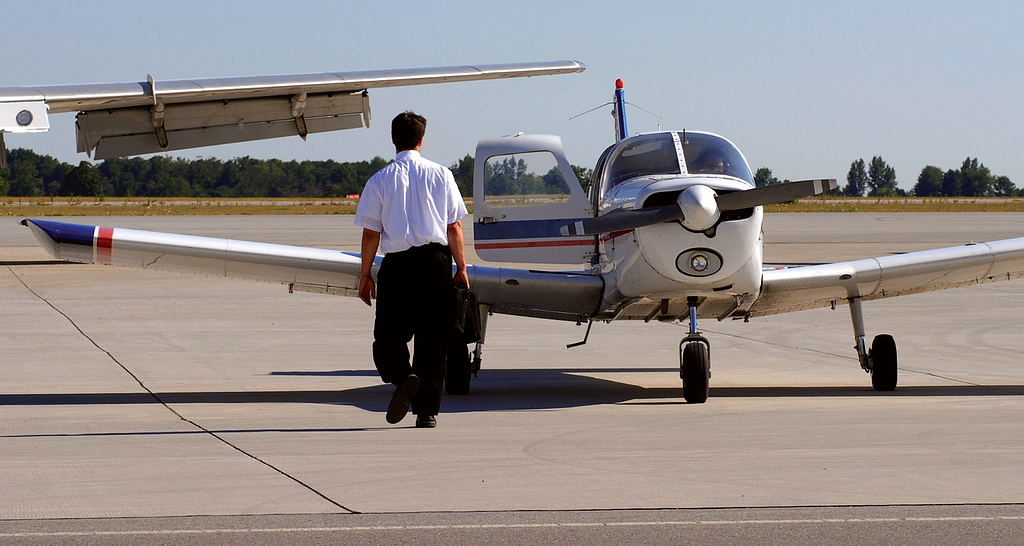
top-left (385, 242), bottom-right (449, 260)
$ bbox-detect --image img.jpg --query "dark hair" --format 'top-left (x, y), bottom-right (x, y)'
top-left (392, 111), bottom-right (427, 151)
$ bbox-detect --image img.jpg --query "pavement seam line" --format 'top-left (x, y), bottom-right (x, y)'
top-left (7, 265), bottom-right (358, 515)
top-left (4, 514), bottom-right (1024, 537)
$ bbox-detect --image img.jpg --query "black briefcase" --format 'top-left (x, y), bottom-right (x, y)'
top-left (452, 285), bottom-right (481, 344)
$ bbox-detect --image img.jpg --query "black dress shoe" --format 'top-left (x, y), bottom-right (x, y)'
top-left (415, 414), bottom-right (436, 428)
top-left (386, 374), bottom-right (420, 424)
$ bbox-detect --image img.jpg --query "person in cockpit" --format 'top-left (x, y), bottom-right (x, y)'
top-left (693, 148), bottom-right (726, 174)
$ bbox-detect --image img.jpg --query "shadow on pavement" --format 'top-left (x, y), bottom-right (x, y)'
top-left (4, 367), bottom-right (1022, 416)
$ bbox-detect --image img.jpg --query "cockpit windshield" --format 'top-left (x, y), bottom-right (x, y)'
top-left (602, 133), bottom-right (680, 190)
top-left (599, 132), bottom-right (753, 196)
top-left (680, 132), bottom-right (752, 184)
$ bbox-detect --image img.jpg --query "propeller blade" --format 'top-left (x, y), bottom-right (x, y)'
top-left (715, 179), bottom-right (837, 211)
top-left (560, 205), bottom-right (684, 236)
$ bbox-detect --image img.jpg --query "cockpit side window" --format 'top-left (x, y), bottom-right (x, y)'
top-left (602, 134), bottom-right (680, 192)
top-left (680, 132), bottom-right (753, 184)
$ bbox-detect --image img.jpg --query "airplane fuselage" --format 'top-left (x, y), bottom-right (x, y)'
top-left (470, 129), bottom-right (772, 322)
top-left (597, 175), bottom-right (764, 319)
top-left (579, 130), bottom-right (765, 321)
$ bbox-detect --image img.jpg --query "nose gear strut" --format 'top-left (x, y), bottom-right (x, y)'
top-left (680, 296), bottom-right (711, 403)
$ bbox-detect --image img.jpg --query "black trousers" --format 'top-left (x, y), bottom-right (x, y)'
top-left (372, 243), bottom-right (453, 416)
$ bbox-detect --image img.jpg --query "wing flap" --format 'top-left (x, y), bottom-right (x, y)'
top-left (750, 237), bottom-right (1024, 316)
top-left (76, 92), bottom-right (369, 159)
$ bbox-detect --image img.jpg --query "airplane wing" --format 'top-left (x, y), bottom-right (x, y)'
top-left (23, 216), bottom-right (1024, 405)
top-left (748, 237), bottom-right (1024, 317)
top-left (0, 61), bottom-right (585, 160)
top-left (20, 219), bottom-right (603, 323)
top-left (22, 218), bottom-right (1024, 324)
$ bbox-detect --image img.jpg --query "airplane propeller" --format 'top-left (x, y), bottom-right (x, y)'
top-left (560, 179), bottom-right (837, 236)
top-left (714, 178), bottom-right (838, 211)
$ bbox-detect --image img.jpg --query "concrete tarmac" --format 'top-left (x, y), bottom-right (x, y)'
top-left (2, 213), bottom-right (1024, 544)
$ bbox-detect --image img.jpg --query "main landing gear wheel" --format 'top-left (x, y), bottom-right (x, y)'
top-left (870, 334), bottom-right (898, 391)
top-left (445, 342), bottom-right (472, 395)
top-left (680, 341), bottom-right (710, 404)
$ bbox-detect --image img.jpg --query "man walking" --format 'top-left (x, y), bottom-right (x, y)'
top-left (355, 111), bottom-right (470, 428)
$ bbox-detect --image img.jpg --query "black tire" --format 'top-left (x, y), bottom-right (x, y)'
top-left (445, 342), bottom-right (472, 395)
top-left (870, 334), bottom-right (898, 391)
top-left (681, 342), bottom-right (710, 404)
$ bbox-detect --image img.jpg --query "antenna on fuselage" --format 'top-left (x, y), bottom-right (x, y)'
top-left (569, 79), bottom-right (660, 139)
top-left (613, 79), bottom-right (628, 142)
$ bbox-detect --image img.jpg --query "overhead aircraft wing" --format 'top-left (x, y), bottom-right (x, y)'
top-left (0, 60), bottom-right (585, 159)
top-left (748, 237), bottom-right (1024, 317)
top-left (21, 219), bottom-right (603, 323)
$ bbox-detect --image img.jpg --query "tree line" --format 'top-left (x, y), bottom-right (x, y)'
top-left (755, 156), bottom-right (1018, 197)
top-left (1, 147), bottom-right (1017, 199)
top-left (0, 148), bottom-right (393, 199)
top-left (0, 149), bottom-right (591, 200)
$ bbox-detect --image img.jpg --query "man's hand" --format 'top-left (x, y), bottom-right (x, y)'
top-left (358, 275), bottom-right (376, 306)
top-left (359, 228), bottom-right (382, 307)
top-left (454, 268), bottom-right (470, 289)
top-left (447, 220), bottom-right (470, 289)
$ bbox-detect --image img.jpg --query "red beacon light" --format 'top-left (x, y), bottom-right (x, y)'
top-left (615, 78), bottom-right (624, 90)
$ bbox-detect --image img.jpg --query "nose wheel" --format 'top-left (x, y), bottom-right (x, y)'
top-left (680, 337), bottom-right (711, 403)
top-left (679, 297), bottom-right (711, 403)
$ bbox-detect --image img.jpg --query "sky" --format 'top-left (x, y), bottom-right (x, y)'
top-left (4, 0), bottom-right (1024, 190)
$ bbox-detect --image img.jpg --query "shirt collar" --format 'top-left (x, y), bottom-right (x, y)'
top-left (396, 149), bottom-right (421, 161)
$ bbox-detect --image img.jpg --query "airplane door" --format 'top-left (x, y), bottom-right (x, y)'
top-left (473, 134), bottom-right (594, 264)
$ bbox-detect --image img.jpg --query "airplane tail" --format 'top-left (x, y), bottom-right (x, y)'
top-left (614, 79), bottom-right (628, 142)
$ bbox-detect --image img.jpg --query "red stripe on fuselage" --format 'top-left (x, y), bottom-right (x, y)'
top-left (96, 226), bottom-right (114, 264)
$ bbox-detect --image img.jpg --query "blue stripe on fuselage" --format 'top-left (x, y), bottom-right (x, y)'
top-left (474, 218), bottom-right (590, 241)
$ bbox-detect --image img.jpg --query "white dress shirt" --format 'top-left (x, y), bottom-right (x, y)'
top-left (354, 150), bottom-right (468, 254)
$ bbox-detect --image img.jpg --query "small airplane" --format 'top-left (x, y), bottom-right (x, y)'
top-left (13, 68), bottom-right (1024, 403)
